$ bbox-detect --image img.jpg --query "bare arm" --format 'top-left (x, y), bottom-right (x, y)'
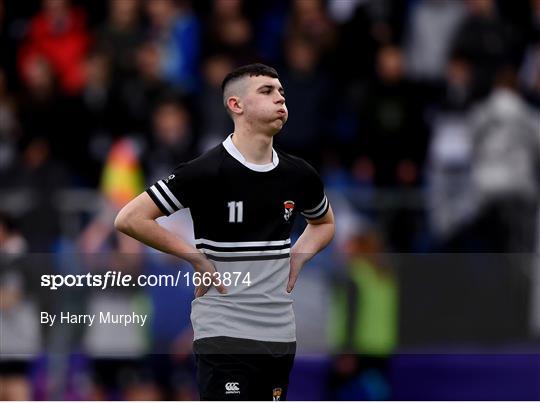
top-left (114, 192), bottom-right (226, 295)
top-left (114, 192), bottom-right (200, 258)
top-left (287, 205), bottom-right (335, 292)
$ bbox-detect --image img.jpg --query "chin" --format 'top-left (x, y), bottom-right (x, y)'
top-left (271, 122), bottom-right (284, 134)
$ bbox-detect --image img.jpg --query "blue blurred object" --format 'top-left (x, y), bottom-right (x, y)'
top-left (390, 353), bottom-right (540, 400)
top-left (288, 356), bottom-right (331, 400)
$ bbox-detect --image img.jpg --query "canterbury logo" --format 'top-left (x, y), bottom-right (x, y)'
top-left (225, 382), bottom-right (240, 394)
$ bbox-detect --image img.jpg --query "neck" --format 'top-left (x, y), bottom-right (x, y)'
top-left (231, 128), bottom-right (274, 165)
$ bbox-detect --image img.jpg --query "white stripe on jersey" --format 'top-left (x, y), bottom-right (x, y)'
top-left (303, 194), bottom-right (327, 214)
top-left (302, 196), bottom-right (328, 219)
top-left (157, 180), bottom-right (183, 209)
top-left (198, 247), bottom-right (291, 257)
top-left (195, 238), bottom-right (291, 248)
top-left (149, 185), bottom-right (174, 214)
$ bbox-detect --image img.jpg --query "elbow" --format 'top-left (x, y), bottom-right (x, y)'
top-left (114, 207), bottom-right (131, 234)
top-left (328, 222), bottom-right (336, 243)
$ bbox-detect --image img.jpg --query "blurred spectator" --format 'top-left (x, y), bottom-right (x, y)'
top-left (8, 138), bottom-right (67, 252)
top-left (145, 253), bottom-right (198, 400)
top-left (467, 66), bottom-right (540, 252)
top-left (436, 54), bottom-right (475, 112)
top-left (146, 0), bottom-right (200, 93)
top-left (118, 41), bottom-right (172, 133)
top-left (204, 7), bottom-right (258, 66)
top-left (329, 220), bottom-right (397, 400)
top-left (404, 0), bottom-right (466, 83)
top-left (427, 114), bottom-right (474, 245)
top-left (352, 45), bottom-right (428, 187)
top-left (0, 0), bottom-right (8, 70)
top-left (0, 212), bottom-right (27, 254)
top-left (66, 49), bottom-right (123, 186)
top-left (0, 0), bottom-right (22, 90)
top-left (80, 50), bottom-right (117, 145)
top-left (0, 212), bottom-right (40, 401)
top-left (77, 138), bottom-right (150, 399)
top-left (531, 0), bottom-right (540, 39)
top-left (213, 0), bottom-right (244, 19)
top-left (196, 54), bottom-right (234, 152)
top-left (0, 68), bottom-right (20, 178)
top-left (144, 98), bottom-right (195, 184)
top-left (18, 0), bottom-right (91, 95)
top-left (80, 137), bottom-right (145, 254)
top-left (17, 54), bottom-right (89, 183)
top-left (451, 0), bottom-right (518, 98)
top-left (17, 56), bottom-right (63, 145)
top-left (95, 0), bottom-right (144, 85)
top-left (332, 2), bottom-right (378, 85)
top-left (327, 0), bottom-right (361, 24)
top-left (349, 45), bottom-right (429, 252)
top-left (219, 16), bottom-right (258, 65)
top-left (253, 0), bottom-right (288, 62)
top-left (276, 36), bottom-right (333, 166)
top-left (201, 0), bottom-right (246, 43)
top-left (287, 0), bottom-right (337, 58)
top-left (427, 52), bottom-right (476, 247)
top-left (519, 38), bottom-right (540, 108)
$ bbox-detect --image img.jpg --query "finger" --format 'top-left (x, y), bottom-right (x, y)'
top-left (286, 281), bottom-right (295, 293)
top-left (210, 272), bottom-right (227, 294)
top-left (195, 285), bottom-right (209, 298)
top-left (286, 271), bottom-right (299, 293)
top-left (215, 282), bottom-right (228, 294)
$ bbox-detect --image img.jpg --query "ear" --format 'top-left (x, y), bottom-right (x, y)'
top-left (226, 96), bottom-right (243, 115)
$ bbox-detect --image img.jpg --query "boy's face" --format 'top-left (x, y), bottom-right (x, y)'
top-left (241, 75), bottom-right (288, 135)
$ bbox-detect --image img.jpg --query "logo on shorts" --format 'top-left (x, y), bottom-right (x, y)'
top-left (225, 382), bottom-right (240, 395)
top-left (273, 387), bottom-right (283, 401)
top-left (283, 200), bottom-right (295, 221)
top-left (164, 174), bottom-right (175, 183)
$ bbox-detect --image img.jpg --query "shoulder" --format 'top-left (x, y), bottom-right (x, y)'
top-left (174, 144), bottom-right (225, 177)
top-left (276, 148), bottom-right (320, 178)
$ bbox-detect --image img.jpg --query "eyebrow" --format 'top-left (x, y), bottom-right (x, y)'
top-left (257, 84), bottom-right (285, 95)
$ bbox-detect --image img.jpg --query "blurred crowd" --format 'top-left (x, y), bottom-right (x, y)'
top-left (0, 0), bottom-right (539, 253)
top-left (0, 0), bottom-right (539, 251)
top-left (1, 0), bottom-right (540, 400)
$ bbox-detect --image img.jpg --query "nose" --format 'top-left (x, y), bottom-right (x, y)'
top-left (275, 92), bottom-right (285, 104)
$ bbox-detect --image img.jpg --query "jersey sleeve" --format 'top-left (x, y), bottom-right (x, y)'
top-left (300, 164), bottom-right (330, 220)
top-left (145, 163), bottom-right (196, 216)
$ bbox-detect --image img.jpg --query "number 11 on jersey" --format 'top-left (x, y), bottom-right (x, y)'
top-left (228, 201), bottom-right (243, 223)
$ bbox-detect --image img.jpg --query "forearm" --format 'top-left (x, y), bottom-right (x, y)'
top-left (115, 213), bottom-right (203, 265)
top-left (291, 221), bottom-right (334, 264)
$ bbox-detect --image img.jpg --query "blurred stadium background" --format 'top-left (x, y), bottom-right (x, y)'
top-left (1, 0), bottom-right (540, 400)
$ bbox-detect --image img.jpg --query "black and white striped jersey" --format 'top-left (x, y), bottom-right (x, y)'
top-left (146, 134), bottom-right (329, 342)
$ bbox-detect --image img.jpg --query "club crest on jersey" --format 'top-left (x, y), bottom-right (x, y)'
top-left (273, 387), bottom-right (283, 401)
top-left (283, 200), bottom-right (295, 221)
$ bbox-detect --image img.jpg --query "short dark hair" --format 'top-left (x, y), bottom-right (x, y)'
top-left (221, 63), bottom-right (279, 92)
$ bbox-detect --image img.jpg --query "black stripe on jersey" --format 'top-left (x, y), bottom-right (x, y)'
top-left (158, 187), bottom-right (178, 213)
top-left (146, 189), bottom-right (172, 216)
top-left (195, 242), bottom-right (291, 252)
top-left (204, 253), bottom-right (290, 262)
top-left (310, 199), bottom-right (329, 220)
top-left (301, 195), bottom-right (329, 220)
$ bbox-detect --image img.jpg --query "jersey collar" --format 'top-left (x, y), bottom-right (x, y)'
top-left (222, 134), bottom-right (279, 172)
